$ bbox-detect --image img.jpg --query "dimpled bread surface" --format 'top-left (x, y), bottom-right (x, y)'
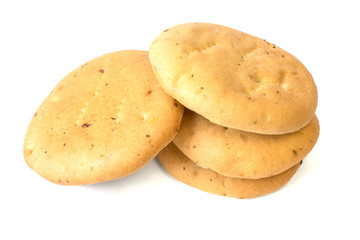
top-left (173, 109), bottom-right (319, 179)
top-left (158, 143), bottom-right (300, 199)
top-left (149, 22), bottom-right (318, 134)
top-left (24, 50), bottom-right (184, 185)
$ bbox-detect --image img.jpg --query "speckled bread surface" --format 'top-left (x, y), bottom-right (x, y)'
top-left (173, 109), bottom-right (319, 179)
top-left (158, 143), bottom-right (300, 199)
top-left (24, 50), bottom-right (184, 185)
top-left (149, 22), bottom-right (317, 134)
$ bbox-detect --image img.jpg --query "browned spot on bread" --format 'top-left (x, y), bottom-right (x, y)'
top-left (99, 69), bottom-right (104, 73)
top-left (293, 149), bottom-right (298, 156)
top-left (147, 90), bottom-right (152, 95)
top-left (33, 112), bottom-right (38, 117)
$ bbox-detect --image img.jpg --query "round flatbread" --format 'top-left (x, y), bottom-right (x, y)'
top-left (173, 109), bottom-right (319, 179)
top-left (149, 22), bottom-right (318, 134)
top-left (24, 50), bottom-right (184, 185)
top-left (158, 143), bottom-right (300, 199)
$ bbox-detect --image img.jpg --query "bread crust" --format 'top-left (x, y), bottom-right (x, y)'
top-left (158, 143), bottom-right (300, 199)
top-left (149, 22), bottom-right (318, 134)
top-left (173, 109), bottom-right (319, 179)
top-left (24, 51), bottom-right (184, 185)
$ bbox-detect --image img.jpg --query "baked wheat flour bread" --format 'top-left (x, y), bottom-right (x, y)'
top-left (149, 22), bottom-right (318, 134)
top-left (173, 109), bottom-right (319, 179)
top-left (24, 50), bottom-right (184, 185)
top-left (158, 143), bottom-right (300, 199)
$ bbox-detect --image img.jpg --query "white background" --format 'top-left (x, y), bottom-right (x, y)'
top-left (1, 0), bottom-right (359, 239)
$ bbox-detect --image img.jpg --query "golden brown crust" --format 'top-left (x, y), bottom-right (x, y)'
top-left (173, 109), bottom-right (319, 179)
top-left (149, 22), bottom-right (318, 134)
top-left (23, 51), bottom-right (184, 185)
top-left (158, 143), bottom-right (300, 199)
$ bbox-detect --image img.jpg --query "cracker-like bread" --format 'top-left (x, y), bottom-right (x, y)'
top-left (158, 143), bottom-right (300, 199)
top-left (149, 22), bottom-right (317, 134)
top-left (173, 109), bottom-right (319, 179)
top-left (24, 51), bottom-right (183, 185)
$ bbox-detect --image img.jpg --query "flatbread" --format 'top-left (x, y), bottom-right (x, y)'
top-left (24, 50), bottom-right (184, 185)
top-left (158, 143), bottom-right (300, 199)
top-left (149, 22), bottom-right (317, 134)
top-left (173, 109), bottom-right (319, 179)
